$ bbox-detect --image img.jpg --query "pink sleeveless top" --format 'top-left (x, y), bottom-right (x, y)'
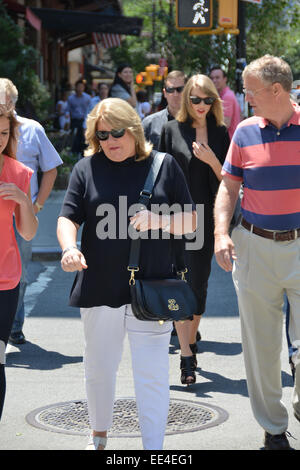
top-left (0, 155), bottom-right (33, 290)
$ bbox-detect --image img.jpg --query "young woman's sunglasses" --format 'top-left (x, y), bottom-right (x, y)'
top-left (190, 96), bottom-right (215, 105)
top-left (95, 129), bottom-right (126, 141)
top-left (165, 86), bottom-right (184, 94)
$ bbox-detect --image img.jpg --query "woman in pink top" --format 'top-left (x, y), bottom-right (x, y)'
top-left (0, 104), bottom-right (38, 420)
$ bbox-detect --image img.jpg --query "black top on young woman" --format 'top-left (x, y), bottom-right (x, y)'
top-left (159, 114), bottom-right (230, 204)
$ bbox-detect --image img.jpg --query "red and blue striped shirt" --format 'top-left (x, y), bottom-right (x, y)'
top-left (222, 106), bottom-right (300, 230)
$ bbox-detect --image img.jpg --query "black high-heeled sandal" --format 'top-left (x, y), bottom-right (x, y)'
top-left (180, 356), bottom-right (196, 385)
top-left (189, 342), bottom-right (198, 367)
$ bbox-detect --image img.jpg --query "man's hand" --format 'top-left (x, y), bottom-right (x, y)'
top-left (214, 233), bottom-right (237, 272)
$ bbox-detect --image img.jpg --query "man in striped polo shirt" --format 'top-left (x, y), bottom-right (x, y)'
top-left (214, 55), bottom-right (300, 450)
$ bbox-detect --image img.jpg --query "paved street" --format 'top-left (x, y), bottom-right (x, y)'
top-left (1, 191), bottom-right (299, 451)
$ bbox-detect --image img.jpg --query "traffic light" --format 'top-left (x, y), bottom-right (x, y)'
top-left (218, 0), bottom-right (238, 29)
top-left (135, 72), bottom-right (153, 86)
top-left (176, 0), bottom-right (213, 31)
top-left (157, 66), bottom-right (168, 81)
top-left (145, 64), bottom-right (159, 82)
top-left (136, 73), bottom-right (145, 85)
top-left (135, 65), bottom-right (168, 86)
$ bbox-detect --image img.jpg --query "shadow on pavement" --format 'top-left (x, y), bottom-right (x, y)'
top-left (170, 366), bottom-right (293, 398)
top-left (170, 369), bottom-right (249, 398)
top-left (169, 339), bottom-right (243, 357)
top-left (26, 261), bottom-right (80, 318)
top-left (6, 341), bottom-right (82, 370)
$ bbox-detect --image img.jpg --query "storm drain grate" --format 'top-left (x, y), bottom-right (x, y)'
top-left (26, 398), bottom-right (228, 437)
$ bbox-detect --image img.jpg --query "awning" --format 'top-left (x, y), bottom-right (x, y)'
top-left (29, 8), bottom-right (143, 36)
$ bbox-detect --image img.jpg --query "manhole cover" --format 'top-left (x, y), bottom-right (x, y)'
top-left (26, 398), bottom-right (228, 437)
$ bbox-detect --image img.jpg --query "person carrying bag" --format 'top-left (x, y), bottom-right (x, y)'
top-left (128, 152), bottom-right (198, 323)
top-left (57, 98), bottom-right (197, 450)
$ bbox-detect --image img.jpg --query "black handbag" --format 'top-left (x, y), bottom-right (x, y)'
top-left (128, 152), bottom-right (197, 323)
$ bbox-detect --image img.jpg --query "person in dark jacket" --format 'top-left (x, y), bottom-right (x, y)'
top-left (143, 70), bottom-right (186, 149)
top-left (159, 74), bottom-right (230, 385)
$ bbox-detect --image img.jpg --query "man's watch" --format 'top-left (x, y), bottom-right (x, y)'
top-left (34, 201), bottom-right (43, 212)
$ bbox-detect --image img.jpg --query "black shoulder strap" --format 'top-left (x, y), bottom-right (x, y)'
top-left (138, 151), bottom-right (166, 206)
top-left (128, 152), bottom-right (165, 272)
top-left (128, 152), bottom-right (186, 274)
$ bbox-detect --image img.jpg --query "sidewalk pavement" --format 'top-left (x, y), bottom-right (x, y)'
top-left (1, 190), bottom-right (299, 451)
top-left (31, 190), bottom-right (67, 261)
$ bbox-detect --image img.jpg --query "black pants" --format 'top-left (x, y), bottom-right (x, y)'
top-left (0, 284), bottom-right (19, 420)
top-left (71, 118), bottom-right (85, 154)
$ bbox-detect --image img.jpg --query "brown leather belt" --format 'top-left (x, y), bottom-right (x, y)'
top-left (241, 218), bottom-right (300, 242)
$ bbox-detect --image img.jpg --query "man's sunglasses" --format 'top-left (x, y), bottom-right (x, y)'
top-left (165, 86), bottom-right (184, 94)
top-left (190, 96), bottom-right (215, 105)
top-left (95, 128), bottom-right (126, 141)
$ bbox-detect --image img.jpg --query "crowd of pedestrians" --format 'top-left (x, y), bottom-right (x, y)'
top-left (0, 54), bottom-right (299, 451)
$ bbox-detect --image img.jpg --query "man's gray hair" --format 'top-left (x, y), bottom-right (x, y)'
top-left (242, 55), bottom-right (293, 92)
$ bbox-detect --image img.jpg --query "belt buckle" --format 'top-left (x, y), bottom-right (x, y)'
top-left (273, 229), bottom-right (297, 242)
top-left (293, 229), bottom-right (297, 240)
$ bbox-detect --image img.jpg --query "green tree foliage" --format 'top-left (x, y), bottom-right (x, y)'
top-left (111, 0), bottom-right (232, 78)
top-left (111, 0), bottom-right (300, 87)
top-left (0, 0), bottom-right (51, 120)
top-left (245, 0), bottom-right (300, 78)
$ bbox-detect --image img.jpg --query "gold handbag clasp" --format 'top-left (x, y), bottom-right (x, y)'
top-left (177, 268), bottom-right (188, 282)
top-left (127, 266), bottom-right (139, 286)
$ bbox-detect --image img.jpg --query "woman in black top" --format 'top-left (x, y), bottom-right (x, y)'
top-left (159, 74), bottom-right (230, 385)
top-left (57, 98), bottom-right (196, 450)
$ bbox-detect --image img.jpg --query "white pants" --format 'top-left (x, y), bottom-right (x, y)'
top-left (80, 304), bottom-right (172, 450)
top-left (232, 225), bottom-right (300, 435)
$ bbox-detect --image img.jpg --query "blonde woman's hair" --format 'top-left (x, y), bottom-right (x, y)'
top-left (0, 105), bottom-right (19, 159)
top-left (85, 97), bottom-right (152, 160)
top-left (176, 74), bottom-right (225, 127)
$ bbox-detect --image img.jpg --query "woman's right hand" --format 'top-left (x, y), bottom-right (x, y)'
top-left (61, 248), bottom-right (88, 272)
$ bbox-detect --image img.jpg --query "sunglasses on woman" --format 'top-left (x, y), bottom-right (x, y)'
top-left (190, 96), bottom-right (215, 105)
top-left (95, 129), bottom-right (126, 141)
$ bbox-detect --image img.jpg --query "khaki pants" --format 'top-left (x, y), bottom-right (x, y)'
top-left (231, 224), bottom-right (300, 435)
